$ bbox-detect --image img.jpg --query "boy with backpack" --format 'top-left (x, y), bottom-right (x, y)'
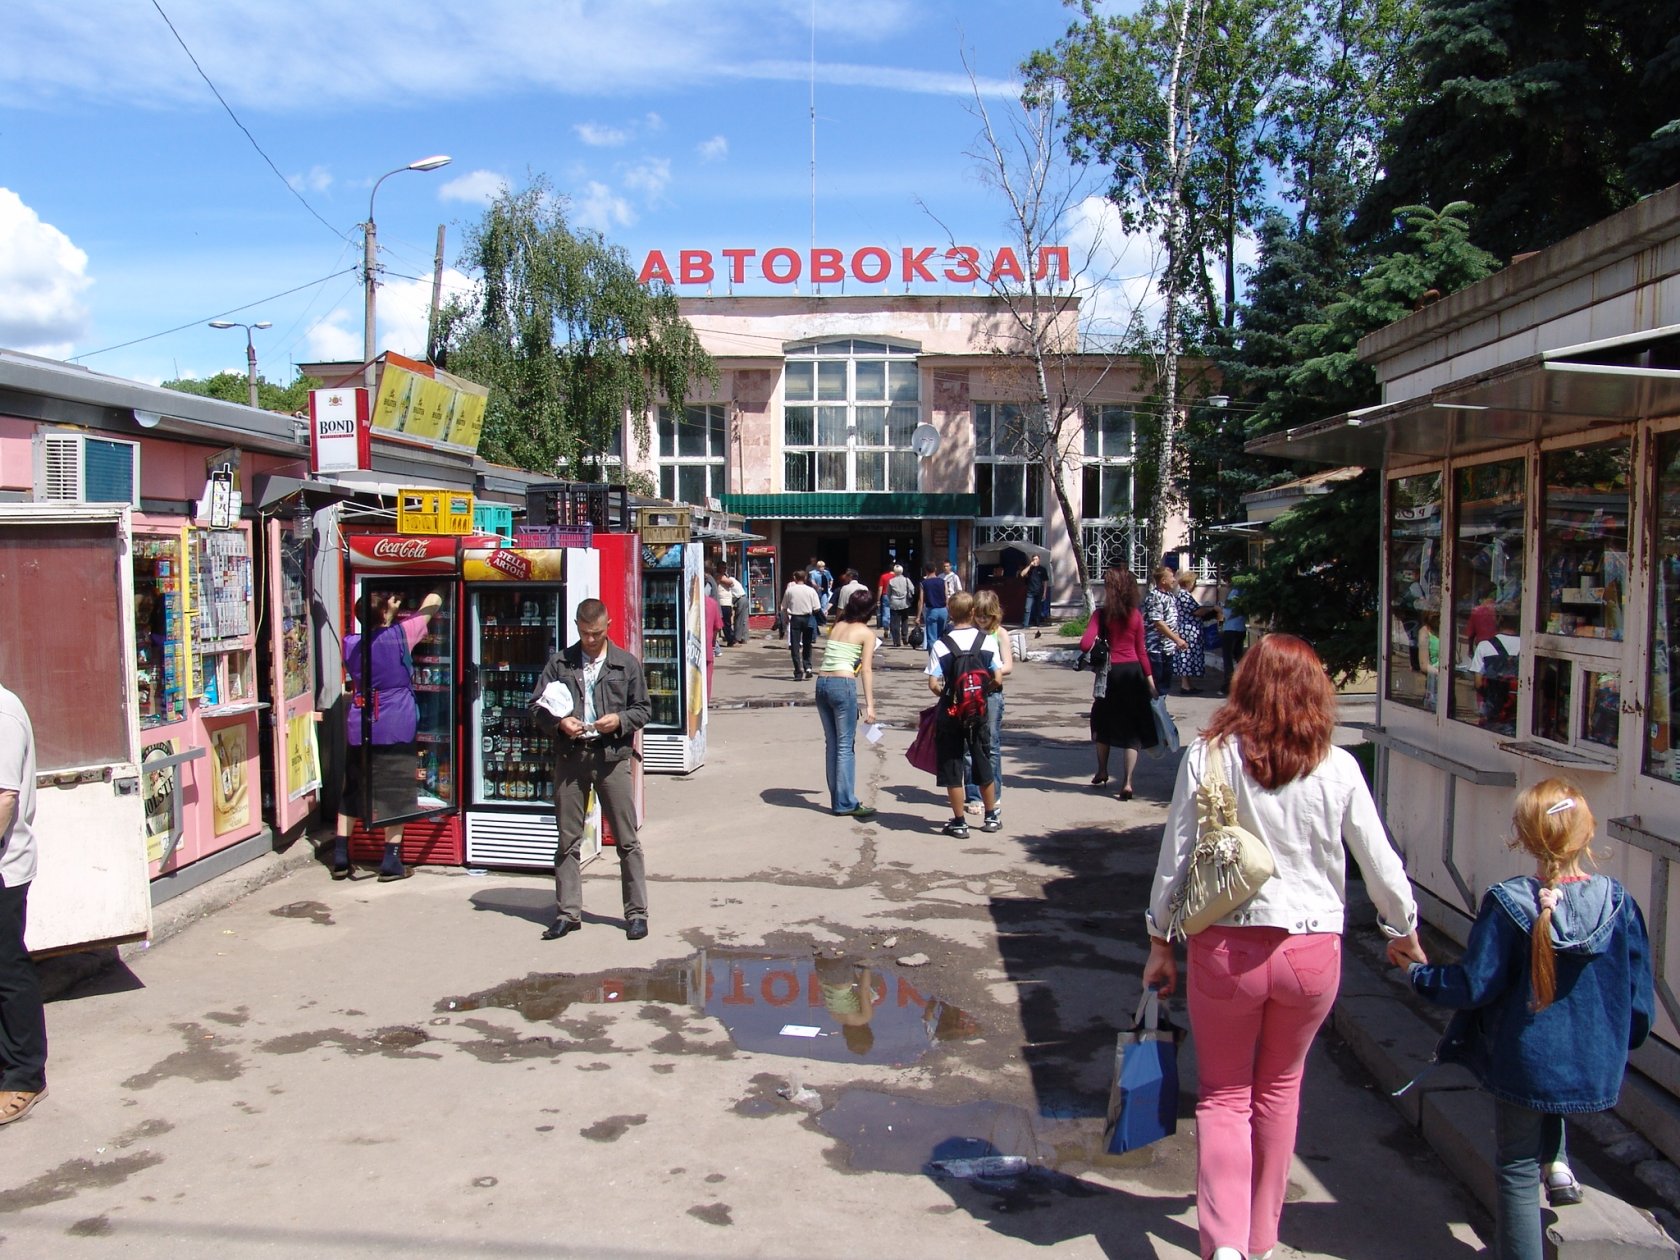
top-left (924, 592), bottom-right (1002, 838)
top-left (1474, 609), bottom-right (1521, 732)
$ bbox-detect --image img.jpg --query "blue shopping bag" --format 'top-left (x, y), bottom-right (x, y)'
top-left (1103, 987), bottom-right (1181, 1154)
top-left (1144, 695), bottom-right (1181, 759)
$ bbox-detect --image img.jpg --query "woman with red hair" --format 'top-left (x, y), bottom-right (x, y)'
top-left (1142, 634), bottom-right (1424, 1260)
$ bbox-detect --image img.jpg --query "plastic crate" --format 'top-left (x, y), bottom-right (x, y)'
top-left (473, 502), bottom-right (515, 540)
top-left (635, 504), bottom-right (691, 545)
top-left (525, 481), bottom-right (630, 532)
top-left (513, 524), bottom-right (594, 549)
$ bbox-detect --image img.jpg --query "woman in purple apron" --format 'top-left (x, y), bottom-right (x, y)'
top-left (331, 589), bottom-right (441, 881)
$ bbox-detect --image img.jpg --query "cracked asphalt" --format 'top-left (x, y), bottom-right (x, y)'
top-left (7, 634), bottom-right (1490, 1257)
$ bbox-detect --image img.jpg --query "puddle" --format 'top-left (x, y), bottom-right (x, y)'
top-left (440, 951), bottom-right (979, 1066)
top-left (710, 700), bottom-right (814, 710)
top-left (270, 901), bottom-right (333, 926)
top-left (818, 1090), bottom-right (1050, 1176)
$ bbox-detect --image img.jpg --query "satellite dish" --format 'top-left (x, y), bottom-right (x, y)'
top-left (910, 424), bottom-right (942, 458)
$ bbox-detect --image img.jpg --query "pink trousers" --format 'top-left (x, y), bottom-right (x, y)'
top-left (1188, 926), bottom-right (1341, 1259)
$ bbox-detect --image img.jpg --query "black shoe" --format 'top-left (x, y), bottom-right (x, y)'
top-left (542, 917), bottom-right (583, 941)
top-left (330, 865), bottom-right (352, 881)
top-left (376, 866), bottom-right (412, 883)
top-left (625, 918), bottom-right (649, 941)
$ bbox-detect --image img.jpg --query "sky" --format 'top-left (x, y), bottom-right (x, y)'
top-left (0, 0), bottom-right (1161, 391)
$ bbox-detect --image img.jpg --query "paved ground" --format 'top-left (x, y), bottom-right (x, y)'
top-left (10, 630), bottom-right (1493, 1257)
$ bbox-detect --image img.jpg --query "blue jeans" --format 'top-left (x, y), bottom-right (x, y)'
top-left (815, 676), bottom-right (860, 813)
top-left (1495, 1098), bottom-right (1567, 1260)
top-left (923, 607), bottom-right (949, 650)
top-left (964, 690), bottom-right (1005, 805)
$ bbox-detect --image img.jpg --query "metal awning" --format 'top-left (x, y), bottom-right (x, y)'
top-left (1247, 323), bottom-right (1680, 466)
top-left (250, 474), bottom-right (362, 512)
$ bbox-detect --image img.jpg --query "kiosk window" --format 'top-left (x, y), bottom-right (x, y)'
top-left (1385, 472), bottom-right (1442, 712)
top-left (1644, 432), bottom-right (1680, 782)
top-left (1541, 443), bottom-right (1629, 643)
top-left (1449, 459), bottom-right (1524, 732)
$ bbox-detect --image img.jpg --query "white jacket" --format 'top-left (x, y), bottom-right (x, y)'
top-left (1146, 737), bottom-right (1418, 940)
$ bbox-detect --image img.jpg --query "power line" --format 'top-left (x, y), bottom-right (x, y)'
top-left (69, 269), bottom-right (358, 362)
top-left (149, 0), bottom-right (352, 246)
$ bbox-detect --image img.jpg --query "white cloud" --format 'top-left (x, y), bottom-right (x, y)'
top-left (644, 112), bottom-right (664, 132)
top-left (697, 135), bottom-right (728, 161)
top-left (0, 187), bottom-right (91, 356)
top-left (622, 158), bottom-right (671, 202)
top-left (0, 2), bottom-right (1015, 109)
top-left (288, 165), bottom-right (333, 194)
top-left (303, 267), bottom-right (476, 363)
top-left (570, 182), bottom-right (635, 233)
top-left (438, 169), bottom-right (508, 206)
top-left (574, 121), bottom-right (631, 148)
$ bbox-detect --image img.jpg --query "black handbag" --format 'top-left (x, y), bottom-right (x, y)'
top-left (1083, 634), bottom-right (1110, 672)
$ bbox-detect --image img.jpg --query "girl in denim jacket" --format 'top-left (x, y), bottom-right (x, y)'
top-left (1405, 779), bottom-right (1654, 1260)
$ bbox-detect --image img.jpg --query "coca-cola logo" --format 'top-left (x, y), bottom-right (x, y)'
top-left (371, 538), bottom-right (432, 560)
top-left (488, 550), bottom-right (533, 580)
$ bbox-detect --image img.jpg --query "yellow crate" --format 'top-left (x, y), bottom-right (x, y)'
top-left (635, 505), bottom-right (691, 544)
top-left (398, 488), bottom-right (476, 535)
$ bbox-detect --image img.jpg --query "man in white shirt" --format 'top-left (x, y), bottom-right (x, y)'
top-left (833, 569), bottom-right (868, 618)
top-left (923, 593), bottom-right (1001, 839)
top-left (941, 560), bottom-right (962, 598)
top-left (716, 570), bottom-right (744, 646)
top-left (0, 682), bottom-right (45, 1125)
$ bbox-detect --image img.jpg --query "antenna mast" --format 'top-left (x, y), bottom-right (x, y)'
top-left (810, 0), bottom-right (818, 290)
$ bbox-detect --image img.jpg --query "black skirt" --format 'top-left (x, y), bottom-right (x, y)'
top-left (1090, 662), bottom-right (1158, 750)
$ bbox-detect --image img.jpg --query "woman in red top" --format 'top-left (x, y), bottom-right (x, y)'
top-left (1079, 566), bottom-right (1157, 799)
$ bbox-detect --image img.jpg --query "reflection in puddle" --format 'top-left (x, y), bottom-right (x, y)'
top-left (440, 952), bottom-right (979, 1066)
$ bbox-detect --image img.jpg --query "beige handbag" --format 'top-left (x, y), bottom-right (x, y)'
top-left (1165, 740), bottom-right (1275, 941)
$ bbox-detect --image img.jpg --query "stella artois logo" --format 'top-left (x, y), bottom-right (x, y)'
top-left (486, 550), bottom-right (533, 581)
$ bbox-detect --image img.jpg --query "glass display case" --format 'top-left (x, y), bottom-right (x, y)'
top-left (133, 533), bottom-right (188, 728)
top-left (1540, 444), bottom-right (1629, 643)
top-left (1647, 432), bottom-right (1680, 781)
top-left (1449, 459), bottom-right (1525, 730)
top-left (468, 587), bottom-right (562, 805)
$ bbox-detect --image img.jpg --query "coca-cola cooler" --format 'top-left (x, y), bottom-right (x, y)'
top-left (462, 538), bottom-right (603, 869)
top-left (341, 533), bottom-right (464, 866)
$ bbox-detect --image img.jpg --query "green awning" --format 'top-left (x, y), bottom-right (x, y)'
top-left (720, 492), bottom-right (978, 520)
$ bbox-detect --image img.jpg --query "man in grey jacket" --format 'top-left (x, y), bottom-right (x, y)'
top-left (530, 600), bottom-right (652, 941)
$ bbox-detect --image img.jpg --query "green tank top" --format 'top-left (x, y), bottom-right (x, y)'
top-left (819, 637), bottom-right (864, 674)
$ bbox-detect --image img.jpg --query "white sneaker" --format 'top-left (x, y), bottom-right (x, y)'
top-left (1212, 1249), bottom-right (1245, 1260)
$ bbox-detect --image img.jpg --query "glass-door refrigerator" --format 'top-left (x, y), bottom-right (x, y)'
top-left (461, 544), bottom-right (603, 869)
top-left (341, 532), bottom-right (463, 867)
top-left (640, 540), bottom-right (707, 773)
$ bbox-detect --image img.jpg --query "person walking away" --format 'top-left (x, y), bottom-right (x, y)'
top-left (530, 599), bottom-right (652, 942)
top-left (333, 588), bottom-right (443, 881)
top-left (1473, 610), bottom-right (1521, 732)
top-left (1174, 569), bottom-right (1216, 694)
top-left (814, 588), bottom-right (879, 819)
top-left (886, 565), bottom-right (914, 648)
top-left (918, 563), bottom-right (949, 652)
top-left (833, 569), bottom-right (867, 620)
top-left (924, 592), bottom-right (1002, 838)
top-left (1218, 585), bottom-right (1246, 697)
top-left (1020, 555), bottom-right (1051, 631)
top-left (1403, 779), bottom-right (1653, 1260)
top-left (875, 565), bottom-right (896, 636)
top-left (1143, 634), bottom-right (1423, 1260)
top-left (1079, 566), bottom-right (1157, 799)
top-left (810, 559), bottom-right (834, 616)
top-left (716, 570), bottom-right (743, 646)
top-left (0, 682), bottom-right (46, 1125)
top-left (940, 560), bottom-right (962, 599)
top-left (963, 590), bottom-right (1013, 815)
top-left (780, 570), bottom-right (822, 680)
top-left (703, 592), bottom-right (724, 698)
top-left (1145, 565), bottom-right (1187, 693)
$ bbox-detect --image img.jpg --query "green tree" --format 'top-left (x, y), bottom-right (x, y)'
top-left (435, 178), bottom-right (715, 477)
top-left (1234, 203), bottom-right (1500, 679)
top-left (1354, 0), bottom-right (1680, 259)
top-left (163, 371), bottom-right (321, 414)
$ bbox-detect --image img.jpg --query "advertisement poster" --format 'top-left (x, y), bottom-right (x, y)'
top-left (142, 740), bottom-right (178, 864)
top-left (285, 713), bottom-right (321, 801)
top-left (210, 724), bottom-right (251, 836)
top-left (370, 355), bottom-right (488, 454)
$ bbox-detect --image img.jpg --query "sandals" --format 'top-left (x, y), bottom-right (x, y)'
top-left (1090, 773), bottom-right (1110, 787)
top-left (0, 1087), bottom-right (45, 1126)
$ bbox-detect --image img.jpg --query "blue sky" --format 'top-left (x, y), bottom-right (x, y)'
top-left (0, 0), bottom-right (1144, 390)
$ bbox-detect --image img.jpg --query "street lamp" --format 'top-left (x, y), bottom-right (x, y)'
top-left (208, 320), bottom-right (272, 409)
top-left (363, 154), bottom-right (452, 389)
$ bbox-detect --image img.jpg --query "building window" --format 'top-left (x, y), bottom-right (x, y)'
top-left (1448, 459), bottom-right (1524, 732)
top-left (1647, 432), bottom-right (1680, 782)
top-left (1081, 524), bottom-right (1138, 578)
top-left (974, 402), bottom-right (1043, 521)
top-left (1081, 404), bottom-right (1136, 574)
top-left (657, 404), bottom-right (727, 505)
top-left (782, 339), bottom-right (920, 493)
top-left (1387, 471), bottom-right (1443, 714)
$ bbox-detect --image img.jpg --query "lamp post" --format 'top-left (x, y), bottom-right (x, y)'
top-left (208, 320), bottom-right (272, 409)
top-left (362, 155), bottom-right (452, 390)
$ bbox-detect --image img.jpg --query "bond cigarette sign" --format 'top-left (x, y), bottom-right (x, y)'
top-left (308, 387), bottom-right (370, 473)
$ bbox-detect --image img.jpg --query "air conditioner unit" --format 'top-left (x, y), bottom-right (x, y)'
top-left (33, 432), bottom-right (141, 506)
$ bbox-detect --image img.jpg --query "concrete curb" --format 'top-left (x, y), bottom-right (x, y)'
top-left (1334, 944), bottom-right (1678, 1257)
